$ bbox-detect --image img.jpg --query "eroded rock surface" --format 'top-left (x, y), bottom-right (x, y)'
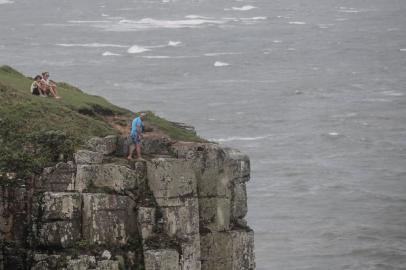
top-left (0, 135), bottom-right (255, 270)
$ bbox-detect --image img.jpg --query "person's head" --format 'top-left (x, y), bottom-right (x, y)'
top-left (34, 75), bottom-right (42, 82)
top-left (140, 112), bottom-right (147, 120)
top-left (42, 72), bottom-right (49, 79)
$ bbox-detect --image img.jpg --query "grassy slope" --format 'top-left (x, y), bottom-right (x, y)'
top-left (0, 65), bottom-right (203, 179)
top-left (0, 65), bottom-right (202, 142)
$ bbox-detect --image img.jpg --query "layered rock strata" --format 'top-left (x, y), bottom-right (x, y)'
top-left (0, 134), bottom-right (255, 270)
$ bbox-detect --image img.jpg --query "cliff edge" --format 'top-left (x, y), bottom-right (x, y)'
top-left (0, 66), bottom-right (255, 270)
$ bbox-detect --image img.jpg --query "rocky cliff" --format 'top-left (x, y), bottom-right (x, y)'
top-left (0, 133), bottom-right (255, 270)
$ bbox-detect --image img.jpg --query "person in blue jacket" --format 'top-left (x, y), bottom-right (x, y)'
top-left (127, 112), bottom-right (146, 160)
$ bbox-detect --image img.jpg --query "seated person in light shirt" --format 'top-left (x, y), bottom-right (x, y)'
top-left (41, 71), bottom-right (61, 99)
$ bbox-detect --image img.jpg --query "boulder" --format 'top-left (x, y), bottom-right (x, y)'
top-left (39, 220), bottom-right (81, 248)
top-left (199, 197), bottom-right (231, 232)
top-left (37, 192), bottom-right (82, 248)
top-left (180, 235), bottom-right (201, 270)
top-left (32, 254), bottom-right (66, 270)
top-left (41, 192), bottom-right (82, 220)
top-left (147, 158), bottom-right (197, 205)
top-left (222, 148), bottom-right (250, 182)
top-left (144, 249), bottom-right (180, 270)
top-left (162, 198), bottom-right (199, 238)
top-left (230, 230), bottom-right (255, 270)
top-left (74, 150), bottom-right (104, 165)
top-left (75, 163), bottom-right (147, 193)
top-left (82, 193), bottom-right (137, 245)
top-left (67, 255), bottom-right (96, 270)
top-left (101, 250), bottom-right (111, 260)
top-left (40, 162), bottom-right (76, 192)
top-left (141, 134), bottom-right (171, 155)
top-left (231, 182), bottom-right (248, 221)
top-left (87, 136), bottom-right (117, 155)
top-left (200, 230), bottom-right (255, 270)
top-left (96, 260), bottom-right (119, 270)
top-left (116, 136), bottom-right (132, 157)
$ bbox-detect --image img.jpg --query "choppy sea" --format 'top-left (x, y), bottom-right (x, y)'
top-left (1, 0), bottom-right (406, 269)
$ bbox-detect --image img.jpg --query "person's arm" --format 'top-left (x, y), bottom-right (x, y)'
top-left (136, 123), bottom-right (143, 138)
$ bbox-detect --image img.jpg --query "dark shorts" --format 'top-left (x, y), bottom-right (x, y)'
top-left (131, 135), bottom-right (141, 145)
top-left (32, 87), bottom-right (40, 96)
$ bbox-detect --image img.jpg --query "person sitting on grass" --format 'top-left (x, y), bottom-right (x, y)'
top-left (127, 112), bottom-right (146, 160)
top-left (30, 75), bottom-right (46, 96)
top-left (41, 71), bottom-right (61, 99)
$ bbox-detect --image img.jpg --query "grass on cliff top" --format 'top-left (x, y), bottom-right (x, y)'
top-left (0, 65), bottom-right (202, 142)
top-left (0, 65), bottom-right (203, 179)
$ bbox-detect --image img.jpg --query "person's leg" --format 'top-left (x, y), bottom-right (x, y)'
top-left (136, 143), bottom-right (142, 159)
top-left (51, 85), bottom-right (60, 98)
top-left (127, 143), bottom-right (135, 160)
top-left (39, 87), bottom-right (46, 96)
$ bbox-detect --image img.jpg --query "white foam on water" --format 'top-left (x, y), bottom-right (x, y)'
top-left (229, 5), bottom-right (257, 11)
top-left (399, 48), bottom-right (406, 52)
top-left (222, 17), bottom-right (239, 22)
top-left (318, 24), bottom-right (334, 29)
top-left (0, 0), bottom-right (13, 4)
top-left (335, 18), bottom-right (348, 21)
top-left (338, 7), bottom-right (361, 13)
top-left (328, 132), bottom-right (340, 136)
top-left (56, 43), bottom-right (128, 48)
top-left (101, 14), bottom-right (109, 17)
top-left (111, 18), bottom-right (226, 31)
top-left (68, 20), bottom-right (111, 24)
top-left (214, 61), bottom-right (230, 67)
top-left (185, 15), bottom-right (213, 19)
top-left (288, 21), bottom-right (306, 25)
top-left (382, 91), bottom-right (404, 97)
top-left (142, 56), bottom-right (170, 59)
top-left (127, 45), bottom-right (150, 54)
top-left (272, 40), bottom-right (282, 43)
top-left (168, 41), bottom-right (182, 47)
top-left (240, 17), bottom-right (267, 24)
top-left (212, 135), bottom-right (271, 142)
top-left (277, 15), bottom-right (292, 19)
top-left (250, 16), bottom-right (267, 20)
top-left (204, 52), bottom-right (241, 56)
top-left (102, 51), bottom-right (121, 56)
top-left (363, 98), bottom-right (391, 102)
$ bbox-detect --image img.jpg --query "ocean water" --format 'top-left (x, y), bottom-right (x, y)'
top-left (1, 0), bottom-right (406, 269)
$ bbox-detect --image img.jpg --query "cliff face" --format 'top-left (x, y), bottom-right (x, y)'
top-left (0, 134), bottom-right (255, 270)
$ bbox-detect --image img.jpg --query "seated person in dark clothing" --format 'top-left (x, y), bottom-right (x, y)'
top-left (30, 75), bottom-right (46, 96)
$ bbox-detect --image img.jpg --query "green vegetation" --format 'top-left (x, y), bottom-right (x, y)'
top-left (0, 65), bottom-right (203, 180)
top-left (144, 111), bottom-right (204, 142)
